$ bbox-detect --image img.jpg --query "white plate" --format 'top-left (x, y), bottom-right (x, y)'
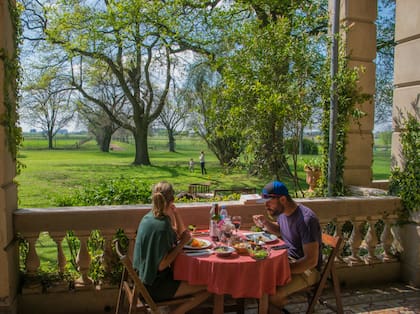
top-left (245, 233), bottom-right (278, 244)
top-left (214, 246), bottom-right (235, 257)
top-left (184, 238), bottom-right (212, 250)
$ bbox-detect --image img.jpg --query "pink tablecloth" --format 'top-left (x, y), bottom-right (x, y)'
top-left (173, 238), bottom-right (291, 299)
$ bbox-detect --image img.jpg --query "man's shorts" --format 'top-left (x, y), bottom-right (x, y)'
top-left (277, 268), bottom-right (321, 297)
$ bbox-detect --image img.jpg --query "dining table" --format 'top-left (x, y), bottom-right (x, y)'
top-left (173, 232), bottom-right (291, 314)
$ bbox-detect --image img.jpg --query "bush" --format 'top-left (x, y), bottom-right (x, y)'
top-left (284, 138), bottom-right (318, 155)
top-left (55, 177), bottom-right (151, 206)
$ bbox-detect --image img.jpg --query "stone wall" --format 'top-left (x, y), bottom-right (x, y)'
top-left (0, 1), bottom-right (19, 313)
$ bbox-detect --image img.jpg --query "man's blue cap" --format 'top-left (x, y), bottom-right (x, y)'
top-left (257, 181), bottom-right (289, 203)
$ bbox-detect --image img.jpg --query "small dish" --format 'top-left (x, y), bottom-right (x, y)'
top-left (248, 248), bottom-right (270, 260)
top-left (214, 246), bottom-right (235, 257)
top-left (233, 242), bottom-right (249, 255)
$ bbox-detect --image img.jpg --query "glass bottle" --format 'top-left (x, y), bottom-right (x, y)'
top-left (209, 203), bottom-right (220, 241)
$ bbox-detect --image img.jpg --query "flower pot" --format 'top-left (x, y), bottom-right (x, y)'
top-left (304, 166), bottom-right (321, 192)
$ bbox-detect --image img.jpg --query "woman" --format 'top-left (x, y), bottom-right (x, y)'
top-left (133, 181), bottom-right (209, 314)
top-left (199, 151), bottom-right (207, 175)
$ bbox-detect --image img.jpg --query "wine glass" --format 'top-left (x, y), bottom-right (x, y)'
top-left (232, 216), bottom-right (242, 234)
top-left (221, 218), bottom-right (234, 246)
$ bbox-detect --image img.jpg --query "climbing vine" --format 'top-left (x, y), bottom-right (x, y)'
top-left (316, 46), bottom-right (371, 196)
top-left (389, 113), bottom-right (420, 220)
top-left (0, 0), bottom-right (23, 173)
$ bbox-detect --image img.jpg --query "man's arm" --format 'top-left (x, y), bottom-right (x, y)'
top-left (289, 241), bottom-right (319, 274)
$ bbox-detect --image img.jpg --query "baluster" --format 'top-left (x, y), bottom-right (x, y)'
top-left (21, 233), bottom-right (43, 294)
top-left (381, 216), bottom-right (396, 261)
top-left (25, 233), bottom-right (40, 276)
top-left (50, 232), bottom-right (67, 274)
top-left (347, 218), bottom-right (363, 265)
top-left (102, 233), bottom-right (114, 273)
top-left (75, 233), bottom-right (93, 287)
top-left (364, 217), bottom-right (380, 263)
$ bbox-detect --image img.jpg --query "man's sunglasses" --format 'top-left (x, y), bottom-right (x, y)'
top-left (261, 193), bottom-right (282, 199)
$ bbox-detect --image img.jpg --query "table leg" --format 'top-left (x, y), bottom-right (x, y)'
top-left (258, 293), bottom-right (269, 314)
top-left (213, 294), bottom-right (224, 314)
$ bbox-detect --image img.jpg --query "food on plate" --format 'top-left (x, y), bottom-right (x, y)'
top-left (248, 248), bottom-right (269, 260)
top-left (189, 238), bottom-right (204, 248)
top-left (214, 246), bottom-right (235, 256)
top-left (250, 225), bottom-right (263, 232)
top-left (215, 246), bottom-right (231, 253)
top-left (233, 242), bottom-right (248, 254)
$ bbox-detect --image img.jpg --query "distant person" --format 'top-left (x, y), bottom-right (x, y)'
top-left (189, 158), bottom-right (194, 172)
top-left (199, 151), bottom-right (207, 175)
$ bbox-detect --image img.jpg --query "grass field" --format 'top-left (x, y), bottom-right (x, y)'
top-left (16, 134), bottom-right (391, 208)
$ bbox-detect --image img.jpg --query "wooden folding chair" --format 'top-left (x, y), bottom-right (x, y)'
top-left (305, 233), bottom-right (344, 314)
top-left (114, 239), bottom-right (195, 314)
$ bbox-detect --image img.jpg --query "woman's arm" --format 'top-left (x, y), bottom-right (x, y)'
top-left (169, 204), bottom-right (186, 237)
top-left (158, 229), bottom-right (190, 271)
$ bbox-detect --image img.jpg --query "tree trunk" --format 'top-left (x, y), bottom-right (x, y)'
top-left (168, 128), bottom-right (176, 152)
top-left (96, 126), bottom-right (113, 153)
top-left (48, 130), bottom-right (53, 149)
top-left (133, 125), bottom-right (151, 165)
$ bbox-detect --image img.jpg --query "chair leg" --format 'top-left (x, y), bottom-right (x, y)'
top-left (331, 267), bottom-right (343, 314)
top-left (306, 273), bottom-right (329, 314)
top-left (115, 272), bottom-right (126, 314)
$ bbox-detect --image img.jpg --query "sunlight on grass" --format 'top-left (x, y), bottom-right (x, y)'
top-left (17, 135), bottom-right (390, 208)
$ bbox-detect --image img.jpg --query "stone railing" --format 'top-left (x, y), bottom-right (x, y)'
top-left (13, 196), bottom-right (402, 312)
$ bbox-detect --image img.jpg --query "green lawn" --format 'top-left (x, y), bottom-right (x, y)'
top-left (16, 135), bottom-right (391, 208)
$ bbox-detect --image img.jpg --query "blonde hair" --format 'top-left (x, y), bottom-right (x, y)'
top-left (152, 181), bottom-right (175, 218)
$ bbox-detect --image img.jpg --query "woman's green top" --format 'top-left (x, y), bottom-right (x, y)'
top-left (132, 211), bottom-right (177, 285)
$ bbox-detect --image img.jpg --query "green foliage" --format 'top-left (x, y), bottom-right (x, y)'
top-left (0, 0), bottom-right (24, 173)
top-left (389, 114), bottom-right (420, 220)
top-left (303, 157), bottom-right (322, 172)
top-left (378, 131), bottom-right (392, 146)
top-left (220, 8), bottom-right (327, 179)
top-left (284, 138), bottom-right (318, 155)
top-left (55, 177), bottom-right (151, 206)
top-left (317, 46), bottom-right (371, 196)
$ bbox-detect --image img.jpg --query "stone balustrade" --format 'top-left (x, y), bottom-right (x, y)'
top-left (14, 196), bottom-right (402, 297)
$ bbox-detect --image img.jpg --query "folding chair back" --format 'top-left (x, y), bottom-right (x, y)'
top-left (306, 233), bottom-right (343, 314)
top-left (114, 239), bottom-right (194, 314)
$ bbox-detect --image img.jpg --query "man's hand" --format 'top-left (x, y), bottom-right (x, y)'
top-left (252, 214), bottom-right (266, 227)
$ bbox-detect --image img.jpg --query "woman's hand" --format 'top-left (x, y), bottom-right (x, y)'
top-left (178, 229), bottom-right (191, 246)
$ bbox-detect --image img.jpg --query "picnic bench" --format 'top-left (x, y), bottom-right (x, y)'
top-left (188, 183), bottom-right (212, 198)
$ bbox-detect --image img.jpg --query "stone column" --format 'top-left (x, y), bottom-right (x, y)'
top-left (393, 0), bottom-right (420, 287)
top-left (332, 0), bottom-right (377, 187)
top-left (0, 1), bottom-right (19, 313)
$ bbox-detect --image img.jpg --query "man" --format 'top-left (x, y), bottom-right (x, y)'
top-left (253, 181), bottom-right (322, 313)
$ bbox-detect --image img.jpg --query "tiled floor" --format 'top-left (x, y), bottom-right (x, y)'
top-left (282, 282), bottom-right (420, 313)
top-left (192, 282), bottom-right (420, 314)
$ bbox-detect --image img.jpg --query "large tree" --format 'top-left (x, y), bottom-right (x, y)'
top-left (21, 67), bottom-right (75, 149)
top-left (375, 0), bottom-right (395, 127)
top-left (218, 1), bottom-right (328, 179)
top-left (157, 83), bottom-right (189, 153)
top-left (39, 0), bottom-right (222, 165)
